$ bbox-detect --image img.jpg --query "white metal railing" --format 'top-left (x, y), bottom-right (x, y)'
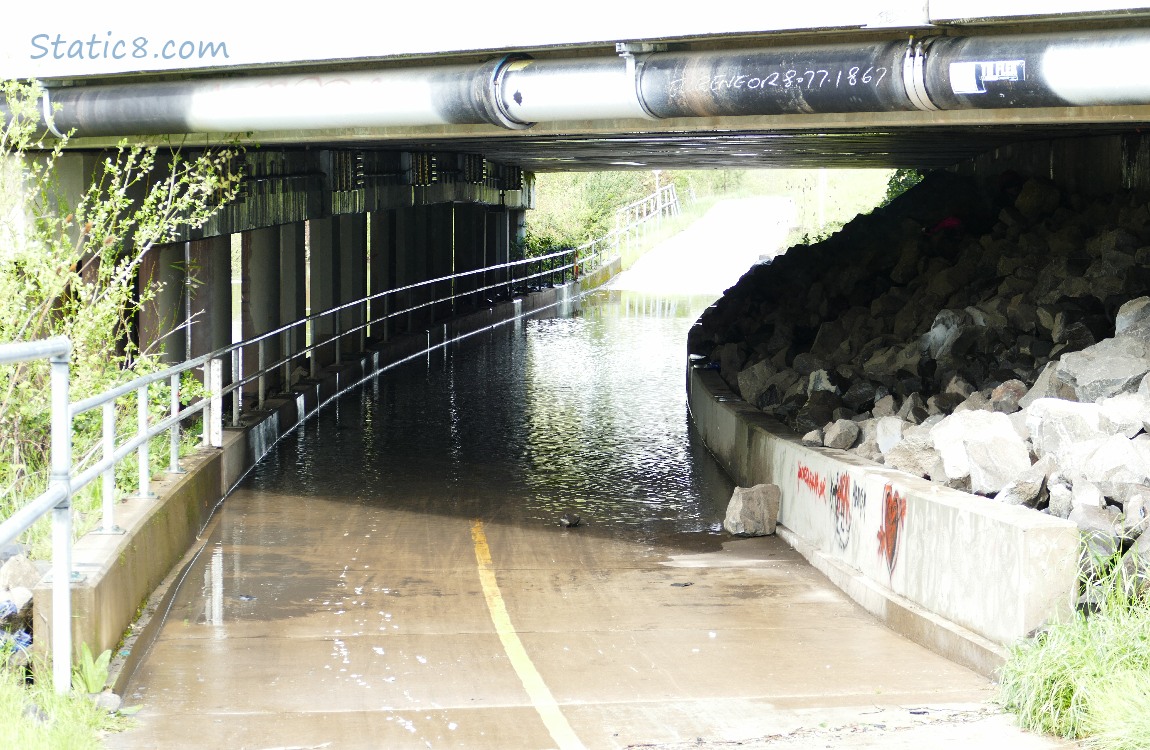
top-left (574, 183), bottom-right (681, 271)
top-left (0, 244), bottom-right (592, 693)
top-left (0, 338), bottom-right (73, 694)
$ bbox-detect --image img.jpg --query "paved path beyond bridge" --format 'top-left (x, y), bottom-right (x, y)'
top-left (109, 492), bottom-right (1067, 749)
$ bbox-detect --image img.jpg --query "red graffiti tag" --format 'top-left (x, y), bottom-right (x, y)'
top-left (877, 483), bottom-right (907, 576)
top-left (797, 463), bottom-right (826, 497)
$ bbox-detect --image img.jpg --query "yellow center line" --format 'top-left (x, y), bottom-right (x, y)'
top-left (470, 519), bottom-right (586, 750)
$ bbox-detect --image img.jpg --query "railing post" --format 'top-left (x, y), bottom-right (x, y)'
top-left (231, 349), bottom-right (241, 427)
top-left (307, 317), bottom-right (317, 379)
top-left (210, 357), bottom-right (224, 448)
top-left (257, 339), bottom-right (267, 410)
top-left (48, 347), bottom-right (72, 695)
top-left (169, 372), bottom-right (184, 474)
top-left (98, 402), bottom-right (121, 533)
top-left (281, 329), bottom-right (293, 391)
top-left (202, 364), bottom-right (211, 447)
top-left (136, 383), bottom-right (154, 499)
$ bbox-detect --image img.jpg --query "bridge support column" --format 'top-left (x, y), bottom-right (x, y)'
top-left (280, 222), bottom-right (306, 383)
top-left (138, 241), bottom-right (187, 364)
top-left (187, 235), bottom-right (232, 378)
top-left (308, 217), bottom-right (340, 371)
top-left (489, 207), bottom-right (511, 293)
top-left (241, 227), bottom-right (282, 400)
top-left (395, 206), bottom-right (428, 334)
top-left (455, 203), bottom-right (485, 310)
top-left (338, 214), bottom-right (367, 354)
top-left (369, 211), bottom-right (396, 342)
top-left (427, 203), bottom-right (454, 321)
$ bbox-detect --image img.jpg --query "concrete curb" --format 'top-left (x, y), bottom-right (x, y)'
top-left (33, 267), bottom-right (619, 689)
top-left (686, 365), bottom-right (1080, 679)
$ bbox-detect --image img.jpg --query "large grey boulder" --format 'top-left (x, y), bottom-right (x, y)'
top-left (1015, 178), bottom-right (1061, 220)
top-left (1026, 398), bottom-right (1116, 459)
top-left (1018, 362), bottom-right (1065, 409)
top-left (876, 417), bottom-right (906, 455)
top-left (723, 484), bottom-right (781, 536)
top-left (1116, 296), bottom-right (1150, 335)
top-left (930, 410), bottom-right (1032, 494)
top-left (1056, 336), bottom-right (1150, 402)
top-left (994, 455), bottom-right (1056, 507)
top-left (1097, 392), bottom-right (1150, 438)
top-left (823, 419), bottom-right (860, 450)
top-left (1122, 492), bottom-right (1150, 537)
top-left (737, 360), bottom-right (776, 404)
top-left (1059, 435), bottom-right (1150, 491)
top-left (884, 433), bottom-right (939, 479)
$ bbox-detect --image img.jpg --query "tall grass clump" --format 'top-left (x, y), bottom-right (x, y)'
top-left (1000, 548), bottom-right (1150, 749)
top-left (0, 653), bottom-right (129, 749)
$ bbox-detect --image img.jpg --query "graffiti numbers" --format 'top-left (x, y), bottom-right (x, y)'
top-left (669, 65), bottom-right (889, 98)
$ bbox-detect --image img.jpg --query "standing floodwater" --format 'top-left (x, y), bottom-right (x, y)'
top-left (248, 288), bottom-right (730, 543)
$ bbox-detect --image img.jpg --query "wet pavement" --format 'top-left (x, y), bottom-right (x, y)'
top-left (108, 199), bottom-right (1073, 749)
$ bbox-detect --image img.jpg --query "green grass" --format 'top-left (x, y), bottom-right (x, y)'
top-left (999, 556), bottom-right (1150, 749)
top-left (0, 655), bottom-right (131, 749)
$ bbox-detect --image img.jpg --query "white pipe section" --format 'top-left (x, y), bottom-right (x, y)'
top-left (498, 58), bottom-right (651, 124)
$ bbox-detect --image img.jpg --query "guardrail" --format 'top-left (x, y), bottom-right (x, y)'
top-left (574, 183), bottom-right (681, 270)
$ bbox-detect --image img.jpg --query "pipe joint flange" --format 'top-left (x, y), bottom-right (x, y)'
top-left (486, 54), bottom-right (535, 130)
top-left (39, 84), bottom-right (67, 139)
top-left (902, 37), bottom-right (939, 112)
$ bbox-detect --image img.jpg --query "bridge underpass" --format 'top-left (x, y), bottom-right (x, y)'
top-left (7, 4), bottom-right (1150, 747)
top-left (104, 205), bottom-right (1062, 750)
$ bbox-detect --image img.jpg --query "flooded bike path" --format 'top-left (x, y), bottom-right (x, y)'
top-left (109, 200), bottom-right (1047, 749)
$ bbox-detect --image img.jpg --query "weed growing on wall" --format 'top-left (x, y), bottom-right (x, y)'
top-left (0, 79), bottom-right (243, 555)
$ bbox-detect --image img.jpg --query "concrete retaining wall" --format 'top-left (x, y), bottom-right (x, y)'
top-left (34, 268), bottom-right (614, 680)
top-left (687, 365), bottom-right (1080, 677)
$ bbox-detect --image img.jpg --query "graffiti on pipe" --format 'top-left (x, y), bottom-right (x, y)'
top-left (668, 66), bottom-right (891, 98)
top-left (877, 483), bottom-right (907, 577)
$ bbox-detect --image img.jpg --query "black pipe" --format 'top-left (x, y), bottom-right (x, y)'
top-left (637, 41), bottom-right (915, 117)
top-left (921, 31), bottom-right (1150, 110)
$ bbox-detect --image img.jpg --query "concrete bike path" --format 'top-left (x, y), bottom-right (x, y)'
top-left (107, 487), bottom-right (1070, 749)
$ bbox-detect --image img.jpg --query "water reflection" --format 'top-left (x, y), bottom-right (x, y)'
top-left (247, 287), bottom-right (734, 544)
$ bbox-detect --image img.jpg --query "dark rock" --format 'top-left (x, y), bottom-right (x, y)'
top-left (1015, 179), bottom-right (1061, 220)
top-left (990, 379), bottom-right (1028, 413)
top-left (794, 391), bottom-right (842, 434)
